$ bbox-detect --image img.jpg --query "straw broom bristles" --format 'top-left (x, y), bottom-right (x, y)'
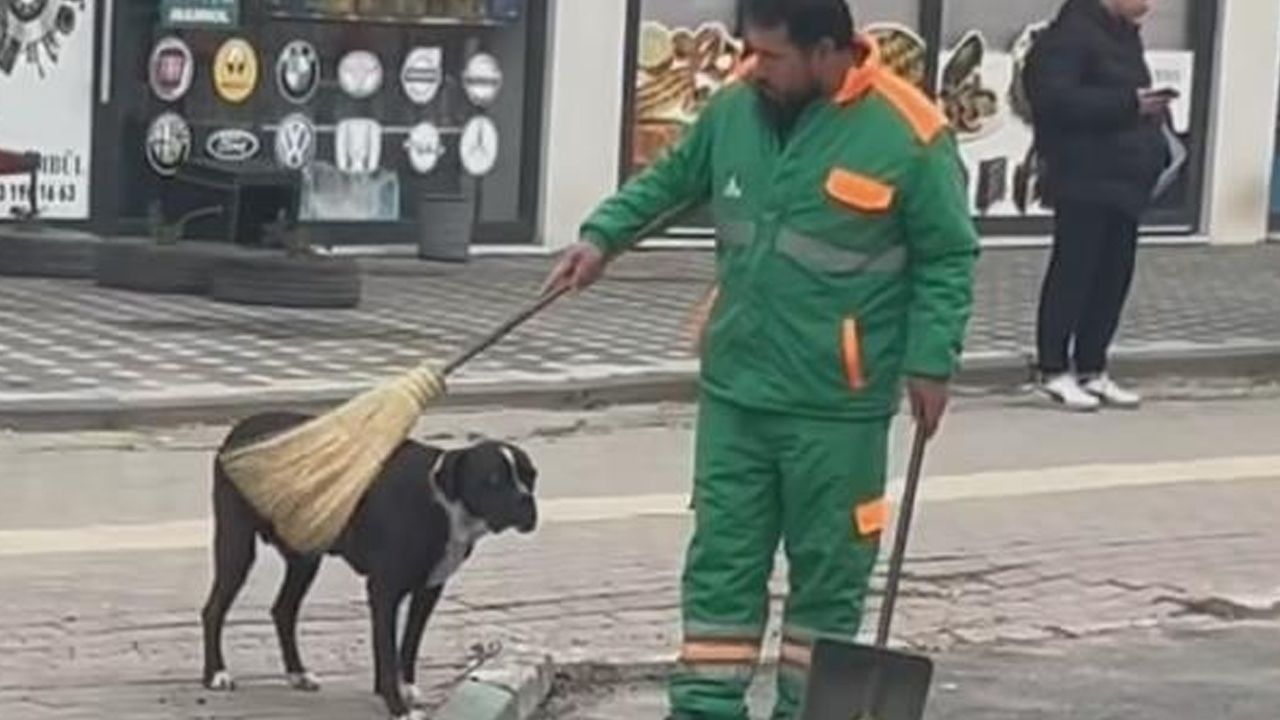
top-left (218, 362), bottom-right (445, 553)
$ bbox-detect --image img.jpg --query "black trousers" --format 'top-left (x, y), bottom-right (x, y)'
top-left (1036, 200), bottom-right (1139, 376)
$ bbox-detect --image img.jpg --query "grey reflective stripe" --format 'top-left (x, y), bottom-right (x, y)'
top-left (776, 227), bottom-right (907, 275)
top-left (716, 220), bottom-right (754, 248)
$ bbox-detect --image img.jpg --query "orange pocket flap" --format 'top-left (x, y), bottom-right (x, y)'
top-left (854, 497), bottom-right (889, 538)
top-left (825, 168), bottom-right (895, 213)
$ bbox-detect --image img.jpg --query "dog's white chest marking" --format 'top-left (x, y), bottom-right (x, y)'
top-left (427, 495), bottom-right (487, 588)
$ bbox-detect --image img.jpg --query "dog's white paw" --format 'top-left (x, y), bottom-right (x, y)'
top-left (206, 670), bottom-right (236, 692)
top-left (392, 710), bottom-right (429, 720)
top-left (287, 671), bottom-right (322, 692)
top-left (399, 682), bottom-right (425, 707)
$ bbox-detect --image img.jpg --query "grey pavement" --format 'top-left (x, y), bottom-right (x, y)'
top-left (1, 391), bottom-right (1279, 718)
top-left (539, 624), bottom-right (1280, 719)
top-left (1, 245), bottom-right (1279, 427)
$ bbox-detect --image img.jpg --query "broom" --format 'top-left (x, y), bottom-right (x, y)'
top-left (218, 286), bottom-right (569, 553)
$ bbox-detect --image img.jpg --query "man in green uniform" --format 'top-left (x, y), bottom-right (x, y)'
top-left (543, 1), bottom-right (978, 717)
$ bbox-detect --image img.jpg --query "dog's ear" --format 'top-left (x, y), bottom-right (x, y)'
top-left (506, 443), bottom-right (537, 491)
top-left (435, 449), bottom-right (464, 500)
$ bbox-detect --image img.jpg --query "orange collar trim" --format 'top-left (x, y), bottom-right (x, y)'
top-left (833, 34), bottom-right (883, 105)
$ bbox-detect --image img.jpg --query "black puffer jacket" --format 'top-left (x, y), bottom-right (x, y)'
top-left (1027, 0), bottom-right (1167, 217)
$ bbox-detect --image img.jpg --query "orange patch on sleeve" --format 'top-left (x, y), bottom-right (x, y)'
top-left (855, 497), bottom-right (889, 538)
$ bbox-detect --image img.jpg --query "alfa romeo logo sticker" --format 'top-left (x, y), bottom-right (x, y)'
top-left (213, 37), bottom-right (259, 104)
top-left (149, 36), bottom-right (194, 102)
top-left (146, 112), bottom-right (192, 176)
top-left (274, 113), bottom-right (315, 170)
top-left (335, 118), bottom-right (383, 175)
top-left (462, 52), bottom-right (503, 108)
top-left (404, 122), bottom-right (444, 175)
top-left (206, 128), bottom-right (260, 163)
top-left (338, 50), bottom-right (383, 99)
top-left (276, 39), bottom-right (320, 104)
top-left (0, 0), bottom-right (84, 77)
top-left (401, 47), bottom-right (443, 106)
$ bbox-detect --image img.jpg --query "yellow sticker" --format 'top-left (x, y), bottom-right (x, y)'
top-left (213, 38), bottom-right (259, 104)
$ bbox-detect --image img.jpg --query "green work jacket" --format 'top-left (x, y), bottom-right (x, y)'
top-left (583, 42), bottom-right (980, 420)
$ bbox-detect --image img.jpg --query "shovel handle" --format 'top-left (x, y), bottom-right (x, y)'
top-left (441, 284), bottom-right (569, 377)
top-left (874, 424), bottom-right (929, 649)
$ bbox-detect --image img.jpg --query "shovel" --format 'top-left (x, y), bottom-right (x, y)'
top-left (799, 425), bottom-right (934, 720)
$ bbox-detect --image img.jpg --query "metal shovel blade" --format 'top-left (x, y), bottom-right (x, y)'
top-left (798, 635), bottom-right (934, 720)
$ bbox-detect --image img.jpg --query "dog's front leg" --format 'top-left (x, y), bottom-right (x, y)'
top-left (367, 580), bottom-right (414, 719)
top-left (398, 584), bottom-right (445, 707)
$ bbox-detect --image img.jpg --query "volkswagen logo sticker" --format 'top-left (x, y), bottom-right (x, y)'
top-left (404, 122), bottom-right (444, 175)
top-left (146, 112), bottom-right (192, 177)
top-left (274, 113), bottom-right (316, 170)
top-left (276, 40), bottom-right (321, 104)
top-left (213, 38), bottom-right (260, 104)
top-left (149, 36), bottom-right (194, 102)
top-left (335, 118), bottom-right (384, 175)
top-left (338, 50), bottom-right (383, 100)
top-left (462, 52), bottom-right (503, 108)
top-left (206, 129), bottom-right (261, 163)
top-left (400, 47), bottom-right (443, 106)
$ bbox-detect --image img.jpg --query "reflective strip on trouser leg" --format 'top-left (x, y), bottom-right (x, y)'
top-left (773, 416), bottom-right (890, 720)
top-left (670, 394), bottom-right (782, 720)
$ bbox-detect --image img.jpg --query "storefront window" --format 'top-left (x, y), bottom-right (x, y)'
top-left (618, 0), bottom-right (923, 236)
top-left (937, 0), bottom-right (1206, 234)
top-left (101, 0), bottom-right (545, 246)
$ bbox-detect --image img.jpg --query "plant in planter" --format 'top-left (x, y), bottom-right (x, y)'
top-left (94, 203), bottom-right (258, 295)
top-left (0, 149), bottom-right (104, 279)
top-left (210, 214), bottom-right (363, 309)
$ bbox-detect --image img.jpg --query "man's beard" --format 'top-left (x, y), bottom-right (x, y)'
top-left (755, 85), bottom-right (821, 136)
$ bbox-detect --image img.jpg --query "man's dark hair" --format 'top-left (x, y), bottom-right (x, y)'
top-left (741, 0), bottom-right (856, 50)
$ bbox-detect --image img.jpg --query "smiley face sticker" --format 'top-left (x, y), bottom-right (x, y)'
top-left (213, 38), bottom-right (259, 104)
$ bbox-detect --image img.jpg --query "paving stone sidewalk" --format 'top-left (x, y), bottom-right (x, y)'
top-left (0, 246), bottom-right (1278, 415)
top-left (2, 476), bottom-right (1278, 719)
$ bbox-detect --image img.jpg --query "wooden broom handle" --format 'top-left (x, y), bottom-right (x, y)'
top-left (440, 284), bottom-right (570, 377)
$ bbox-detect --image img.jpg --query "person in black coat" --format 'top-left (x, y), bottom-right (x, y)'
top-left (1026, 0), bottom-right (1170, 411)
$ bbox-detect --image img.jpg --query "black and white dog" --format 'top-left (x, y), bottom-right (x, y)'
top-left (201, 412), bottom-right (538, 719)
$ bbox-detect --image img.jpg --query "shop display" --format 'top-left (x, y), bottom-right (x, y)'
top-left (301, 163), bottom-right (401, 221)
top-left (630, 19), bottom-right (744, 173)
top-left (205, 128), bottom-right (261, 163)
top-left (401, 46), bottom-right (444, 105)
top-left (460, 115), bottom-right (499, 176)
top-left (149, 36), bottom-right (195, 102)
top-left (939, 30), bottom-right (1001, 140)
top-left (462, 52), bottom-right (503, 107)
top-left (865, 22), bottom-right (928, 91)
top-left (146, 112), bottom-right (193, 176)
top-left (404, 122), bottom-right (444, 174)
top-left (938, 16), bottom-right (1197, 220)
top-left (213, 37), bottom-right (259, 104)
top-left (335, 118), bottom-right (384, 175)
top-left (338, 50), bottom-right (384, 99)
top-left (0, 0), bottom-right (95, 218)
top-left (276, 39), bottom-right (321, 104)
top-left (274, 113), bottom-right (316, 170)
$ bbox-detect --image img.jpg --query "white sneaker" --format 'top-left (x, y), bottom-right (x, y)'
top-left (1039, 373), bottom-right (1101, 412)
top-left (1082, 374), bottom-right (1142, 409)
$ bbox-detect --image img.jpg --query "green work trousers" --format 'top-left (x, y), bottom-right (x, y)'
top-left (669, 393), bottom-right (889, 720)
